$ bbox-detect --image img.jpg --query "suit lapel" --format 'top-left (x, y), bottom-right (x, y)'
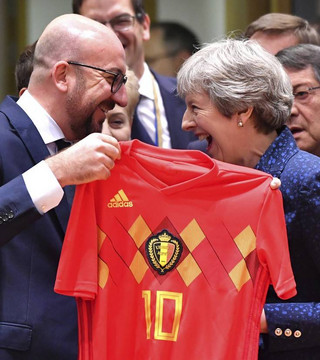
top-left (0, 96), bottom-right (70, 234)
top-left (1, 96), bottom-right (50, 163)
top-left (153, 72), bottom-right (199, 149)
top-left (152, 72), bottom-right (181, 148)
top-left (132, 106), bottom-right (155, 145)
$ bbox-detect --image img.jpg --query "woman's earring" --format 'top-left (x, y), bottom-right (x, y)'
top-left (237, 120), bottom-right (244, 127)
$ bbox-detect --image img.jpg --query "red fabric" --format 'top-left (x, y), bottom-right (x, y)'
top-left (55, 140), bottom-right (296, 360)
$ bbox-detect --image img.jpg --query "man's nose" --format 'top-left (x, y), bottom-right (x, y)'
top-left (112, 85), bottom-right (128, 108)
top-left (287, 100), bottom-right (299, 123)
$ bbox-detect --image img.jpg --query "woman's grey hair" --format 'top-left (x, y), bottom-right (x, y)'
top-left (177, 38), bottom-right (293, 133)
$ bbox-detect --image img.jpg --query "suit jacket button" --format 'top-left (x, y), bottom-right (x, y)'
top-left (2, 214), bottom-right (8, 222)
top-left (284, 329), bottom-right (292, 337)
top-left (8, 210), bottom-right (14, 219)
top-left (275, 328), bottom-right (283, 336)
top-left (294, 330), bottom-right (302, 338)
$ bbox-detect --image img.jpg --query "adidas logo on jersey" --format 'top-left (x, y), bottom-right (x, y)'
top-left (108, 189), bottom-right (133, 208)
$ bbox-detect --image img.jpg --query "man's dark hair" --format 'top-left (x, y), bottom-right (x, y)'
top-left (72, 0), bottom-right (146, 23)
top-left (15, 41), bottom-right (37, 92)
top-left (276, 43), bottom-right (320, 83)
top-left (151, 21), bottom-right (200, 56)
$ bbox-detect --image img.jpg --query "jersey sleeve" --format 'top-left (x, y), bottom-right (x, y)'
top-left (54, 182), bottom-right (98, 300)
top-left (257, 186), bottom-right (297, 300)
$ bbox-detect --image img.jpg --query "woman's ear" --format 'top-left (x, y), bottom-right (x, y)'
top-left (236, 106), bottom-right (254, 127)
top-left (52, 61), bottom-right (69, 93)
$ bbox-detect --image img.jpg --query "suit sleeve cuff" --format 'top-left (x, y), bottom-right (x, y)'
top-left (263, 302), bottom-right (320, 352)
top-left (22, 160), bottom-right (64, 214)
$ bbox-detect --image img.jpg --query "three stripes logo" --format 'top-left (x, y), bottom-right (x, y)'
top-left (108, 189), bottom-right (133, 208)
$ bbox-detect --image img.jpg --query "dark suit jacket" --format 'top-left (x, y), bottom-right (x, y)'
top-left (0, 96), bottom-right (78, 359)
top-left (131, 69), bottom-right (199, 149)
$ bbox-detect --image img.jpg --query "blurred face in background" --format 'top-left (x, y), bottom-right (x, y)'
top-left (102, 105), bottom-right (132, 141)
top-left (250, 31), bottom-right (298, 55)
top-left (79, 0), bottom-right (150, 78)
top-left (145, 27), bottom-right (178, 77)
top-left (285, 65), bottom-right (320, 156)
top-left (102, 67), bottom-right (139, 141)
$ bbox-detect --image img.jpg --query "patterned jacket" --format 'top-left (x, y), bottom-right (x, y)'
top-left (256, 126), bottom-right (320, 359)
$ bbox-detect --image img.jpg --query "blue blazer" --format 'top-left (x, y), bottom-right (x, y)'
top-left (0, 96), bottom-right (78, 359)
top-left (131, 69), bottom-right (201, 149)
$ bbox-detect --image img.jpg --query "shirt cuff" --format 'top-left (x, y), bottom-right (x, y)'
top-left (22, 160), bottom-right (64, 214)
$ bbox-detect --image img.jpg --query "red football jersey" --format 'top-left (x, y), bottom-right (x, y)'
top-left (55, 140), bottom-right (296, 360)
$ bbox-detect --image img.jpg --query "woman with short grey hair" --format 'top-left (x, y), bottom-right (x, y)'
top-left (177, 38), bottom-right (320, 359)
top-left (178, 38), bottom-right (293, 140)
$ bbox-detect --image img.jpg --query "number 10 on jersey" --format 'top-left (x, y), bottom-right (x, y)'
top-left (142, 290), bottom-right (183, 341)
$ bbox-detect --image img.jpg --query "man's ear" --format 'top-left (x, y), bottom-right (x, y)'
top-left (141, 13), bottom-right (151, 42)
top-left (18, 87), bottom-right (27, 97)
top-left (52, 61), bottom-right (69, 92)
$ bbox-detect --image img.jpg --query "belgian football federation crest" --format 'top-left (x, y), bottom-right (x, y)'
top-left (146, 230), bottom-right (183, 275)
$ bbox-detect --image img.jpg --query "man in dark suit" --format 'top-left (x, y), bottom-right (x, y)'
top-left (72, 0), bottom-right (204, 150)
top-left (0, 13), bottom-right (127, 359)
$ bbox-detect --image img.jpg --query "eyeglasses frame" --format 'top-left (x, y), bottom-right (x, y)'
top-left (67, 61), bottom-right (127, 94)
top-left (293, 86), bottom-right (320, 100)
top-left (102, 13), bottom-right (137, 32)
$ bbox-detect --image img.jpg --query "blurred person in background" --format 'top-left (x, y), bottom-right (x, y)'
top-left (144, 21), bottom-right (200, 77)
top-left (103, 67), bottom-right (139, 140)
top-left (73, 0), bottom-right (200, 150)
top-left (276, 43), bottom-right (320, 157)
top-left (15, 41), bottom-right (37, 96)
top-left (245, 13), bottom-right (320, 54)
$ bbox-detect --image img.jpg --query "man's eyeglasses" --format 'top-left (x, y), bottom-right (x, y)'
top-left (293, 86), bottom-right (320, 102)
top-left (67, 61), bottom-right (127, 94)
top-left (99, 14), bottom-right (137, 32)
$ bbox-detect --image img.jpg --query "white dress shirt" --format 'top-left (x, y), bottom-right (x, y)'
top-left (18, 91), bottom-right (64, 214)
top-left (137, 63), bottom-right (171, 148)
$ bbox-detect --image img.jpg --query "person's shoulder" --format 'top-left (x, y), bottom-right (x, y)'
top-left (287, 148), bottom-right (320, 175)
top-left (283, 149), bottom-right (320, 196)
top-left (215, 160), bottom-right (284, 196)
top-left (0, 95), bottom-right (19, 111)
top-left (216, 159), bottom-right (274, 185)
top-left (0, 96), bottom-right (30, 145)
top-left (0, 96), bottom-right (18, 125)
top-left (0, 95), bottom-right (23, 122)
top-left (0, 95), bottom-right (27, 124)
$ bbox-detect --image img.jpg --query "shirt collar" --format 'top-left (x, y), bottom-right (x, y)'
top-left (17, 90), bottom-right (65, 145)
top-left (138, 63), bottom-right (155, 100)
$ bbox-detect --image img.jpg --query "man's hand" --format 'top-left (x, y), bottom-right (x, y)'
top-left (45, 133), bottom-right (121, 187)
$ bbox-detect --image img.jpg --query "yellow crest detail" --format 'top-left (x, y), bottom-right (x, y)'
top-left (146, 230), bottom-right (183, 275)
